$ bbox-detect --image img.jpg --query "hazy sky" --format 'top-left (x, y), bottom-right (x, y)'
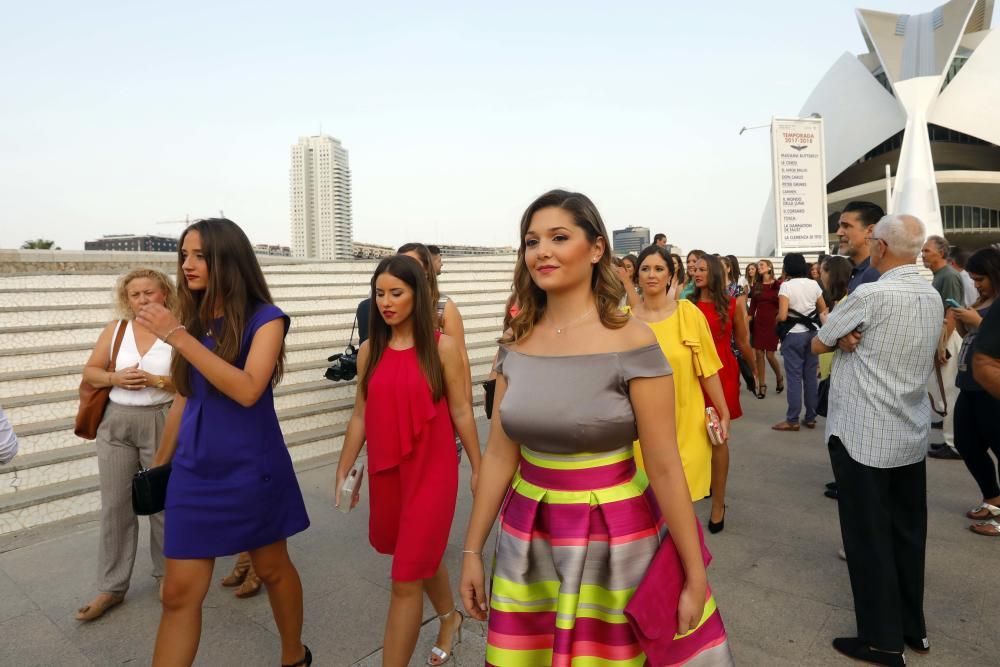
top-left (2, 1), bottom-right (991, 254)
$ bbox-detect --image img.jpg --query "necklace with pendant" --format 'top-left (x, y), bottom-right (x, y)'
top-left (550, 308), bottom-right (596, 334)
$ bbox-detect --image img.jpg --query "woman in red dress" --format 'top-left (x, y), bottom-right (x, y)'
top-left (335, 255), bottom-right (482, 666)
top-left (748, 259), bottom-right (785, 398)
top-left (693, 254), bottom-right (755, 534)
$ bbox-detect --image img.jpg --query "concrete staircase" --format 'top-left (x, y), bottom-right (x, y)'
top-left (0, 256), bottom-right (514, 535)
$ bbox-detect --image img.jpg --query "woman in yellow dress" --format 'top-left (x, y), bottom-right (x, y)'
top-left (628, 245), bottom-right (731, 500)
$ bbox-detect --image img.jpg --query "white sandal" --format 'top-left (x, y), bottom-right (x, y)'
top-left (971, 518), bottom-right (1000, 537)
top-left (426, 607), bottom-right (464, 665)
top-left (966, 502), bottom-right (1000, 520)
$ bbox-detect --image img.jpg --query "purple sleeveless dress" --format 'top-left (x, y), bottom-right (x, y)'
top-left (164, 304), bottom-right (310, 558)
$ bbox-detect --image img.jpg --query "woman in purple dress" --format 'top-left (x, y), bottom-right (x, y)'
top-left (137, 219), bottom-right (311, 667)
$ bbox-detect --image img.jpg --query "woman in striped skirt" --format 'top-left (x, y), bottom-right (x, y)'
top-left (459, 190), bottom-right (733, 666)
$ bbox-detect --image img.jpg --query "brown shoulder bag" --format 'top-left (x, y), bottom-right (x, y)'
top-left (74, 321), bottom-right (128, 440)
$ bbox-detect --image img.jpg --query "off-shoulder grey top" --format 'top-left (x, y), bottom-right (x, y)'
top-left (495, 344), bottom-right (672, 455)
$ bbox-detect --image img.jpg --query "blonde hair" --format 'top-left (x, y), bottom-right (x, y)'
top-left (114, 268), bottom-right (177, 319)
top-left (501, 190), bottom-right (627, 345)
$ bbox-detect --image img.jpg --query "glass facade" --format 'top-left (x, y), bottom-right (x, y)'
top-left (941, 205), bottom-right (1000, 232)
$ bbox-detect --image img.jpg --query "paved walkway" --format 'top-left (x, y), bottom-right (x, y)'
top-left (0, 390), bottom-right (996, 666)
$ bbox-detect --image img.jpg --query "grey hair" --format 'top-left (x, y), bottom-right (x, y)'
top-left (925, 234), bottom-right (950, 259)
top-left (873, 214), bottom-right (926, 259)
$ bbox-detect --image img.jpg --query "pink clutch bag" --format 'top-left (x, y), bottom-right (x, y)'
top-left (624, 525), bottom-right (713, 664)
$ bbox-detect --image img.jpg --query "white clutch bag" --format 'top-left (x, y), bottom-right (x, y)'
top-left (338, 461), bottom-right (365, 514)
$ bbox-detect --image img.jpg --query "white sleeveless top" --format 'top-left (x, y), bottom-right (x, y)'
top-left (109, 321), bottom-right (174, 406)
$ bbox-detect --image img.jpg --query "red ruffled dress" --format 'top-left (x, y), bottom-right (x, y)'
top-left (696, 298), bottom-right (744, 420)
top-left (364, 337), bottom-right (457, 581)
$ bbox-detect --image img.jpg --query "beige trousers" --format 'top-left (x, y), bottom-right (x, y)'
top-left (94, 401), bottom-right (169, 595)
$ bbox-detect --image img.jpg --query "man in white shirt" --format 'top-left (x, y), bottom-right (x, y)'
top-left (812, 214), bottom-right (941, 666)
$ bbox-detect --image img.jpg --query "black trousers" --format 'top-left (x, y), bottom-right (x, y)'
top-left (828, 436), bottom-right (927, 652)
top-left (954, 390), bottom-right (1000, 500)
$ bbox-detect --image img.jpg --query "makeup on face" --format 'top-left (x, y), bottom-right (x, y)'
top-left (181, 230), bottom-right (208, 290)
top-left (375, 273), bottom-right (415, 326)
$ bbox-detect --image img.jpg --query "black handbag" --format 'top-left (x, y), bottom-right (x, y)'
top-left (816, 376), bottom-right (831, 418)
top-left (132, 464), bottom-right (172, 515)
top-left (482, 378), bottom-right (497, 419)
top-left (776, 308), bottom-right (819, 342)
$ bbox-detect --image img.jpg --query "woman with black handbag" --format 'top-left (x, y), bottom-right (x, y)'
top-left (136, 219), bottom-right (311, 667)
top-left (75, 268), bottom-right (177, 622)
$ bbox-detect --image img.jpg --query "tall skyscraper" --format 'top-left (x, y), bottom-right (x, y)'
top-left (289, 135), bottom-right (353, 259)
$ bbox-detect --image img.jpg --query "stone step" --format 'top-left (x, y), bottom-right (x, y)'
top-left (0, 395), bottom-right (489, 535)
top-left (0, 384), bottom-right (491, 497)
top-left (0, 266), bottom-right (515, 290)
top-left (5, 358), bottom-right (497, 456)
top-left (0, 281), bottom-right (514, 309)
top-left (0, 324), bottom-right (501, 375)
top-left (0, 342), bottom-right (498, 403)
top-left (0, 294), bottom-right (511, 329)
top-left (0, 308), bottom-right (508, 351)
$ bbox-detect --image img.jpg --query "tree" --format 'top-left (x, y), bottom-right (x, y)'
top-left (21, 239), bottom-right (60, 250)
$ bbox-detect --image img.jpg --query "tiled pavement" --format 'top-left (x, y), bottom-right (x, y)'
top-left (0, 391), bottom-right (996, 666)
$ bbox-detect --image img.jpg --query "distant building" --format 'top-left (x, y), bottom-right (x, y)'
top-left (84, 234), bottom-right (178, 252)
top-left (254, 244), bottom-right (291, 257)
top-left (612, 226), bottom-right (650, 255)
top-left (290, 135), bottom-right (353, 260)
top-left (351, 241), bottom-right (513, 260)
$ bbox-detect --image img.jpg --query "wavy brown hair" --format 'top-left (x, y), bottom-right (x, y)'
top-left (636, 245), bottom-right (676, 296)
top-left (170, 219), bottom-right (285, 397)
top-left (692, 253), bottom-right (731, 327)
top-left (501, 190), bottom-right (626, 345)
top-left (114, 268), bottom-right (177, 319)
top-left (360, 255), bottom-right (444, 402)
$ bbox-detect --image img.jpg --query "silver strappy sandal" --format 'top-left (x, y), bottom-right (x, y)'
top-left (426, 607), bottom-right (464, 665)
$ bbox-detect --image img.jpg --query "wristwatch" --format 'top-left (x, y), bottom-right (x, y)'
top-left (154, 376), bottom-right (166, 390)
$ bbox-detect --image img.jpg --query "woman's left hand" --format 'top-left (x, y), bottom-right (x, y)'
top-left (136, 303), bottom-right (181, 340)
top-left (952, 307), bottom-right (982, 328)
top-left (676, 579), bottom-right (707, 635)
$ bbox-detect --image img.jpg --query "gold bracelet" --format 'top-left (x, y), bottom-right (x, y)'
top-left (163, 324), bottom-right (186, 343)
top-left (461, 549), bottom-right (481, 556)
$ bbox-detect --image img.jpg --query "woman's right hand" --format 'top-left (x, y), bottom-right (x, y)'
top-left (460, 553), bottom-right (488, 621)
top-left (334, 466), bottom-right (361, 510)
top-left (112, 364), bottom-right (146, 391)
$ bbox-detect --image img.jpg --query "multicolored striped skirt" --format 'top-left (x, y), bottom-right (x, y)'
top-left (487, 446), bottom-right (733, 666)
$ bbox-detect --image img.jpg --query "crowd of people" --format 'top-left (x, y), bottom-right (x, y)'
top-left (0, 192), bottom-right (998, 665)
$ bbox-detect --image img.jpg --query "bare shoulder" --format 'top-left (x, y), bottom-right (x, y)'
top-left (615, 317), bottom-right (657, 350)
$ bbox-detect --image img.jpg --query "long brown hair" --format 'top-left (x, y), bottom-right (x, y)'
top-left (692, 254), bottom-right (731, 327)
top-left (170, 218), bottom-right (285, 396)
top-left (753, 259), bottom-right (775, 297)
top-left (360, 255), bottom-right (445, 402)
top-left (397, 242), bottom-right (440, 305)
top-left (501, 190), bottom-right (626, 345)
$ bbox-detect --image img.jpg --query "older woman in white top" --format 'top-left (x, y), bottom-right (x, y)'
top-left (75, 268), bottom-right (177, 621)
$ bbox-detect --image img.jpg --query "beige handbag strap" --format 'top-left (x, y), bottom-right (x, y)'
top-left (928, 363), bottom-right (948, 417)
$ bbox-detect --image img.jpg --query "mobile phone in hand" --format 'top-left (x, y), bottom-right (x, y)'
top-left (945, 298), bottom-right (963, 309)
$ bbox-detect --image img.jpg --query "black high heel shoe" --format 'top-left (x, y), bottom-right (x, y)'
top-left (708, 506), bottom-right (727, 534)
top-left (282, 646), bottom-right (312, 667)
top-left (775, 378), bottom-right (785, 394)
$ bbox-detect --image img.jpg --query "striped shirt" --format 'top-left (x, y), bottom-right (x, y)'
top-left (817, 264), bottom-right (943, 468)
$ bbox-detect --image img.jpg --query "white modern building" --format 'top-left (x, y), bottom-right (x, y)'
top-left (289, 135), bottom-right (353, 260)
top-left (757, 0), bottom-right (1000, 255)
